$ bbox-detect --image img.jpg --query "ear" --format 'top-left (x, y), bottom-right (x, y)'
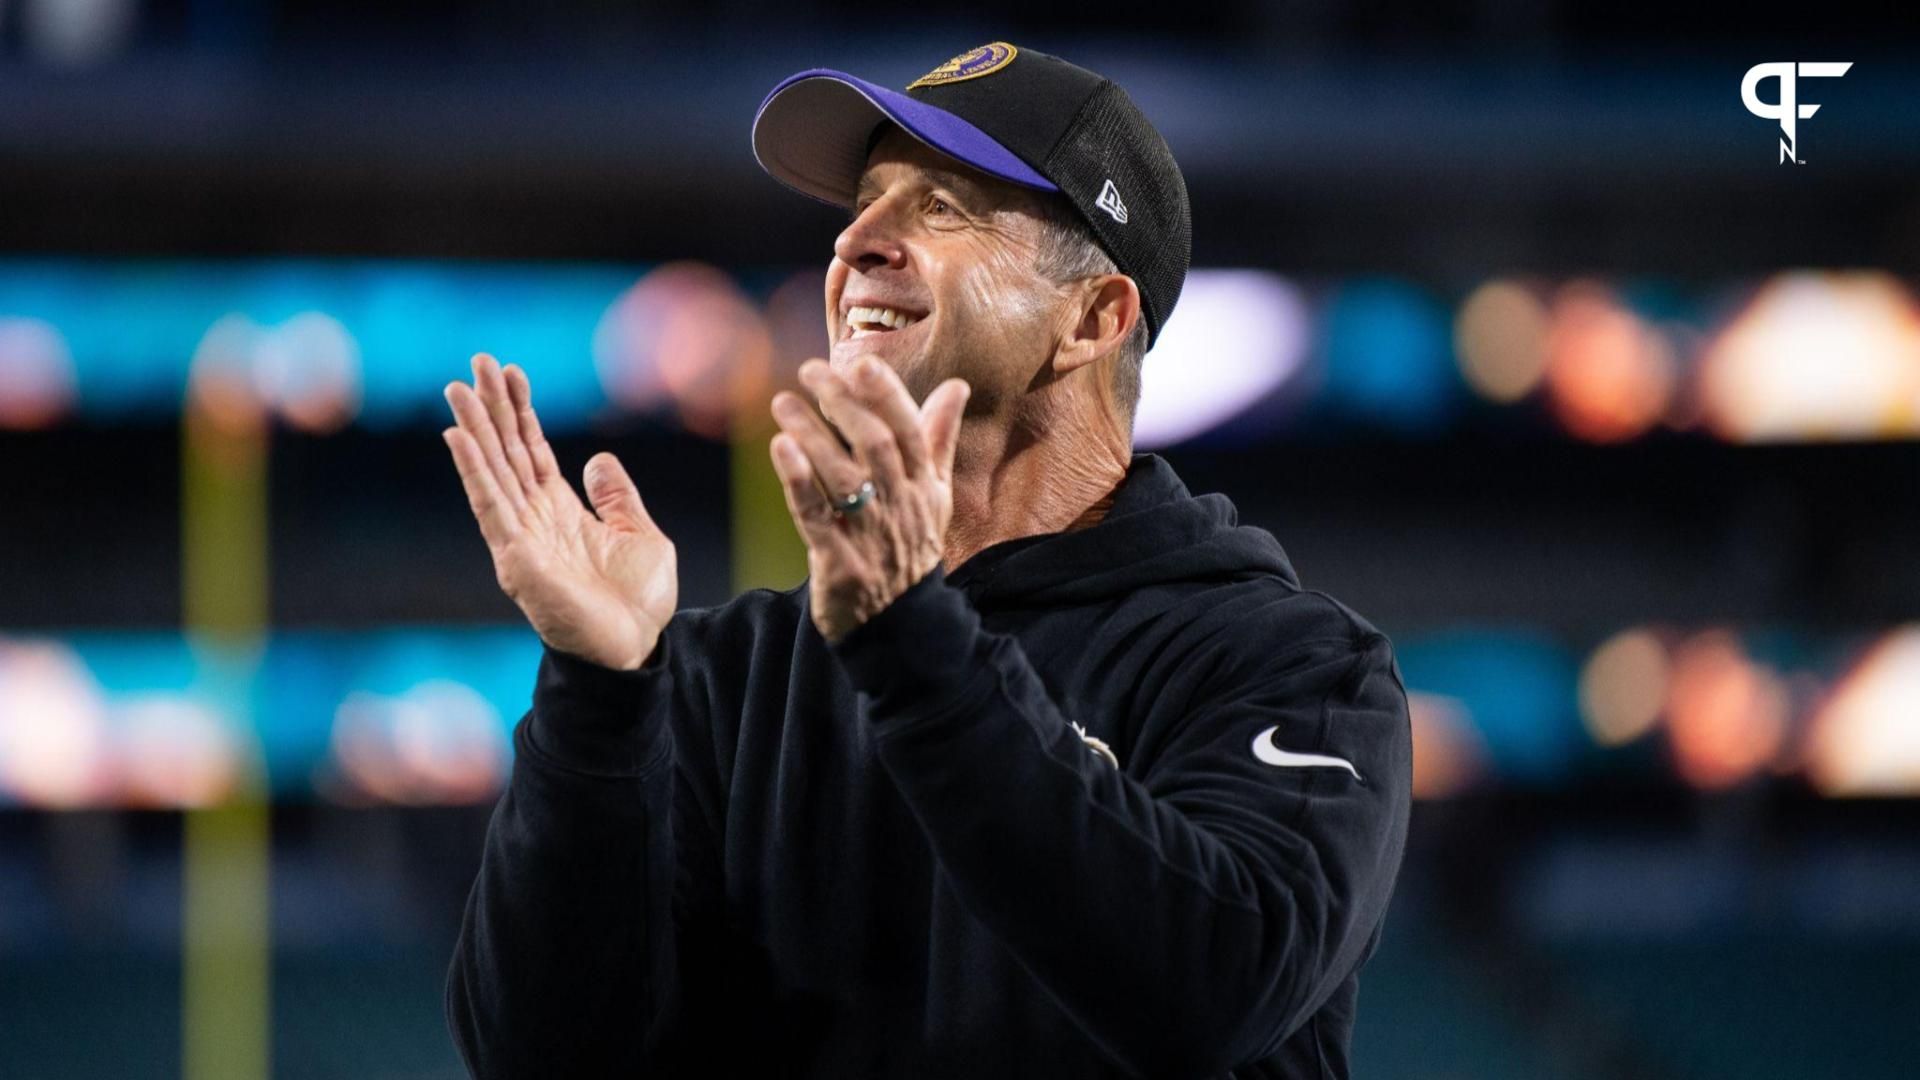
top-left (1053, 274), bottom-right (1141, 377)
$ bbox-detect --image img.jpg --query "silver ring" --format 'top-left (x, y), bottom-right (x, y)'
top-left (836, 480), bottom-right (876, 516)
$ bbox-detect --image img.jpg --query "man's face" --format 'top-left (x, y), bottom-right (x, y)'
top-left (825, 126), bottom-right (1065, 406)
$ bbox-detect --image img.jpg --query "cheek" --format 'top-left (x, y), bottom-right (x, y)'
top-left (823, 261), bottom-right (850, 323)
top-left (951, 250), bottom-right (1056, 340)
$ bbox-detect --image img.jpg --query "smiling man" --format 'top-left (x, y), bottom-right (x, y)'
top-left (442, 43), bottom-right (1412, 1079)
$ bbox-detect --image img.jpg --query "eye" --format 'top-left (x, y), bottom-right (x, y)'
top-left (927, 195), bottom-right (954, 216)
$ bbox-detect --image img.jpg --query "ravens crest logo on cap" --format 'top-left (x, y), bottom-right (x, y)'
top-left (906, 42), bottom-right (1019, 90)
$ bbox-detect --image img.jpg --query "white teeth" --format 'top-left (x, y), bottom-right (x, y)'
top-left (846, 305), bottom-right (920, 335)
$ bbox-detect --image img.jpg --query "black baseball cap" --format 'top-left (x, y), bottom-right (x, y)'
top-left (751, 42), bottom-right (1191, 347)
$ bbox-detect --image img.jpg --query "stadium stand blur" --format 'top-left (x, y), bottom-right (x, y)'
top-left (1, 1), bottom-right (1916, 1077)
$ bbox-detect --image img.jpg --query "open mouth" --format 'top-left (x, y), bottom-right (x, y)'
top-left (843, 304), bottom-right (926, 341)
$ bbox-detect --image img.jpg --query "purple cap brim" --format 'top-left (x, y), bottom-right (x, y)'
top-left (751, 68), bottom-right (1058, 207)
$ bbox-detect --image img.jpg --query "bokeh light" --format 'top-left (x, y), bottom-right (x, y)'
top-left (116, 694), bottom-right (241, 808)
top-left (251, 311), bottom-right (363, 434)
top-left (0, 316), bottom-right (79, 429)
top-left (1407, 692), bottom-right (1488, 799)
top-left (764, 267), bottom-right (832, 399)
top-left (188, 313), bottom-right (273, 433)
top-left (1541, 281), bottom-right (1677, 443)
top-left (1579, 628), bottom-right (1672, 747)
top-left (1394, 631), bottom-right (1584, 783)
top-left (1663, 630), bottom-right (1788, 790)
top-left (325, 679), bottom-right (508, 806)
top-left (1455, 279), bottom-right (1550, 404)
top-left (593, 262), bottom-right (774, 438)
top-left (1700, 272), bottom-right (1920, 443)
top-left (1134, 270), bottom-right (1310, 447)
top-left (1318, 280), bottom-right (1456, 433)
top-left (1806, 627), bottom-right (1920, 796)
top-left (0, 639), bottom-right (113, 808)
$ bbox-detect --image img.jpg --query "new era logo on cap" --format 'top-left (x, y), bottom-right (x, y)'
top-left (1095, 178), bottom-right (1129, 224)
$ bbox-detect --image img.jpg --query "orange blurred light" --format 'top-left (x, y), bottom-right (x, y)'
top-left (1806, 626), bottom-right (1920, 796)
top-left (1541, 281), bottom-right (1676, 443)
top-left (1664, 630), bottom-right (1788, 790)
top-left (1407, 692), bottom-right (1487, 799)
top-left (189, 314), bottom-right (272, 434)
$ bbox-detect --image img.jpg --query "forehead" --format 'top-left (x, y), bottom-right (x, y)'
top-left (854, 125), bottom-right (1040, 210)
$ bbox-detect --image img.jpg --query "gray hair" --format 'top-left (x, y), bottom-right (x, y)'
top-left (1031, 198), bottom-right (1150, 425)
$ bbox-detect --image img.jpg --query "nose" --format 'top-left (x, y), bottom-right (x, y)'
top-left (833, 196), bottom-right (907, 272)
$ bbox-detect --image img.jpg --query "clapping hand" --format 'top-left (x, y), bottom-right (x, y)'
top-left (441, 354), bottom-right (678, 671)
top-left (769, 357), bottom-right (969, 642)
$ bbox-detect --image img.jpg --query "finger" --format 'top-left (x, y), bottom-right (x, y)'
top-left (769, 431), bottom-right (840, 544)
top-left (582, 452), bottom-right (652, 533)
top-left (504, 364), bottom-right (564, 489)
top-left (473, 354), bottom-right (541, 498)
top-left (771, 389), bottom-right (867, 502)
top-left (445, 379), bottom-right (529, 517)
top-left (442, 426), bottom-right (520, 550)
top-left (799, 362), bottom-right (906, 495)
top-left (844, 357), bottom-right (929, 478)
top-left (919, 378), bottom-right (971, 484)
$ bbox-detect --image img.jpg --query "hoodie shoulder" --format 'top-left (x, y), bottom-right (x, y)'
top-left (1198, 568), bottom-right (1388, 653)
top-left (1148, 561), bottom-right (1402, 704)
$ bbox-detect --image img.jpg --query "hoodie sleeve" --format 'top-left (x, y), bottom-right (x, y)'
top-left (445, 633), bottom-right (709, 1078)
top-left (830, 568), bottom-right (1413, 1078)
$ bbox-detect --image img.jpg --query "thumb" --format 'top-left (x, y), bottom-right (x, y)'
top-left (583, 452), bottom-right (650, 531)
top-left (919, 378), bottom-right (971, 482)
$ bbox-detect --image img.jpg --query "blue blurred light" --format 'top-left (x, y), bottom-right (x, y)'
top-left (0, 259), bottom-right (639, 432)
top-left (1317, 279), bottom-right (1459, 434)
top-left (1396, 629), bottom-right (1586, 784)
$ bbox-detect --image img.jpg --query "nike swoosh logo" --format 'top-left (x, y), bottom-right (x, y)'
top-left (1251, 727), bottom-right (1361, 780)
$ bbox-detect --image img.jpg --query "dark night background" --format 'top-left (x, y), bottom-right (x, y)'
top-left (1, 2), bottom-right (1916, 1077)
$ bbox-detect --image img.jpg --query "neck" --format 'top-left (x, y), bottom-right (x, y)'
top-left (943, 387), bottom-right (1132, 570)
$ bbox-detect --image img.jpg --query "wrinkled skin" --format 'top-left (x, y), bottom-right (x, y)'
top-left (822, 127), bottom-right (1068, 411)
top-left (772, 126), bottom-right (1142, 641)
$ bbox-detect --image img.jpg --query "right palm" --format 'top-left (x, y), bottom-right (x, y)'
top-left (442, 354), bottom-right (678, 671)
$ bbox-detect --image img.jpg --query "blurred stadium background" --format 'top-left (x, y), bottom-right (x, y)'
top-left (2, 2), bottom-right (1918, 1077)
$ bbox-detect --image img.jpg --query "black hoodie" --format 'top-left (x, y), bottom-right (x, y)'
top-left (447, 454), bottom-right (1413, 1079)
